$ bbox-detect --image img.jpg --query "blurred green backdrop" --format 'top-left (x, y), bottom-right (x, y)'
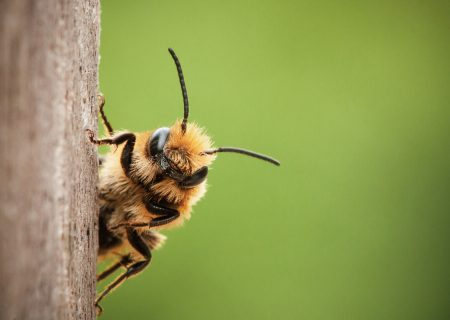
top-left (98, 0), bottom-right (450, 319)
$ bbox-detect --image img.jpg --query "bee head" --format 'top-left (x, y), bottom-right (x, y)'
top-left (148, 120), bottom-right (215, 189)
top-left (147, 48), bottom-right (279, 189)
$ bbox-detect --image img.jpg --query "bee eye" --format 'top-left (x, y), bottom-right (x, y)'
top-left (180, 166), bottom-right (208, 188)
top-left (149, 127), bottom-right (170, 156)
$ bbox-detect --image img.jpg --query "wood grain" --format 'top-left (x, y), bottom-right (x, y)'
top-left (0, 0), bottom-right (100, 319)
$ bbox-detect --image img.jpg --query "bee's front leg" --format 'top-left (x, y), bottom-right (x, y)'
top-left (144, 198), bottom-right (180, 227)
top-left (112, 199), bottom-right (180, 230)
top-left (86, 130), bottom-right (135, 147)
top-left (86, 130), bottom-right (136, 176)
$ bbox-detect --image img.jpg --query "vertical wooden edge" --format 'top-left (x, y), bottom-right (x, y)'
top-left (0, 0), bottom-right (100, 319)
top-left (68, 0), bottom-right (100, 319)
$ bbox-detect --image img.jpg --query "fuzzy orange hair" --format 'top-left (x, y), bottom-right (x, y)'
top-left (164, 120), bottom-right (216, 174)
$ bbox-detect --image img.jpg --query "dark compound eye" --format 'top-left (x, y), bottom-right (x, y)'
top-left (149, 127), bottom-right (170, 156)
top-left (148, 127), bottom-right (208, 188)
top-left (179, 166), bottom-right (208, 188)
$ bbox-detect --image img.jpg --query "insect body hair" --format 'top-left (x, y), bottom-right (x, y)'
top-left (91, 48), bottom-right (279, 315)
top-left (99, 120), bottom-right (216, 232)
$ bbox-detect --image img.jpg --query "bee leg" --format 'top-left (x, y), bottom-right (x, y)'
top-left (145, 198), bottom-right (181, 227)
top-left (98, 94), bottom-right (114, 136)
top-left (96, 254), bottom-right (132, 282)
top-left (113, 200), bottom-right (180, 229)
top-left (86, 130), bottom-right (137, 179)
top-left (112, 198), bottom-right (181, 230)
top-left (87, 127), bottom-right (138, 181)
top-left (95, 228), bottom-right (152, 311)
top-left (149, 211), bottom-right (180, 227)
top-left (86, 130), bottom-right (135, 147)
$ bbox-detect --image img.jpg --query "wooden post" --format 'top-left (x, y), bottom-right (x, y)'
top-left (0, 0), bottom-right (100, 319)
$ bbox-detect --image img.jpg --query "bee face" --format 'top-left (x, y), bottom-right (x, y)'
top-left (148, 120), bottom-right (216, 189)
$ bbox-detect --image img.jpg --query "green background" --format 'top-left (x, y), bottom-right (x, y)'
top-left (98, 0), bottom-right (450, 319)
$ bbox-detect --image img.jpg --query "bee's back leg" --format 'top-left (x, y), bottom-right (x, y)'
top-left (97, 254), bottom-right (132, 282)
top-left (95, 228), bottom-right (152, 313)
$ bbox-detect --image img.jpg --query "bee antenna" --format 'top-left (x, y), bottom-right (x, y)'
top-left (168, 48), bottom-right (189, 134)
top-left (203, 147), bottom-right (280, 166)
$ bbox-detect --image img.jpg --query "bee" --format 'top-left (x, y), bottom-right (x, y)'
top-left (87, 48), bottom-right (280, 314)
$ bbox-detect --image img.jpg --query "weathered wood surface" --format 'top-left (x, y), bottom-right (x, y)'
top-left (0, 0), bottom-right (100, 319)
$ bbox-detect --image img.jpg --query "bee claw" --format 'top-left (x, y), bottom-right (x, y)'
top-left (85, 129), bottom-right (95, 142)
top-left (97, 93), bottom-right (105, 107)
top-left (95, 303), bottom-right (103, 316)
